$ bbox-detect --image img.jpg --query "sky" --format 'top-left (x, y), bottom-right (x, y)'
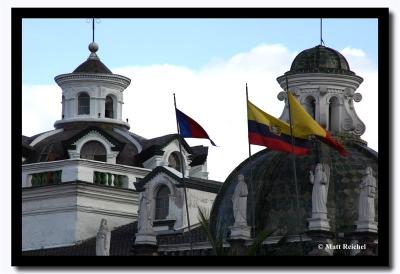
top-left (22, 18), bottom-right (379, 182)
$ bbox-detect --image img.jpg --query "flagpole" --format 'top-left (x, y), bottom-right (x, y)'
top-left (245, 83), bottom-right (256, 237)
top-left (246, 83), bottom-right (252, 159)
top-left (285, 76), bottom-right (304, 247)
top-left (173, 93), bottom-right (194, 256)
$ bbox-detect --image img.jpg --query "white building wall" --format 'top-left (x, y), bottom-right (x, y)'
top-left (183, 188), bottom-right (217, 228)
top-left (22, 183), bottom-right (138, 251)
top-left (22, 186), bottom-right (78, 250)
top-left (75, 185), bottom-right (138, 242)
top-left (23, 211), bottom-right (76, 251)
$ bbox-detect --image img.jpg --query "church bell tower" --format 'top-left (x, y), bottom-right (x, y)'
top-left (276, 45), bottom-right (366, 137)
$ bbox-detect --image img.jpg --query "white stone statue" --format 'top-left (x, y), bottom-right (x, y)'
top-left (135, 185), bottom-right (157, 246)
top-left (310, 163), bottom-right (329, 215)
top-left (137, 186), bottom-right (154, 234)
top-left (96, 218), bottom-right (110, 256)
top-left (232, 174), bottom-right (248, 226)
top-left (358, 167), bottom-right (377, 222)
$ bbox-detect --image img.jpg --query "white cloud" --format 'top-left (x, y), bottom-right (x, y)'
top-left (341, 47), bottom-right (366, 57)
top-left (23, 44), bottom-right (378, 182)
top-left (340, 47), bottom-right (378, 150)
top-left (340, 47), bottom-right (376, 73)
top-left (22, 84), bottom-right (61, 136)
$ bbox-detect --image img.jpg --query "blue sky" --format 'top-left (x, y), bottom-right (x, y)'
top-left (22, 18), bottom-right (378, 85)
top-left (22, 18), bottom-right (378, 181)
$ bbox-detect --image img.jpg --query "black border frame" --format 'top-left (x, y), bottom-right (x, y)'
top-left (12, 7), bottom-right (390, 267)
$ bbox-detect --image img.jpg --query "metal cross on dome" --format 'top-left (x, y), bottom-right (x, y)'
top-left (86, 18), bottom-right (101, 43)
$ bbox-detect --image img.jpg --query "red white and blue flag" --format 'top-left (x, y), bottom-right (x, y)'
top-left (175, 108), bottom-right (216, 146)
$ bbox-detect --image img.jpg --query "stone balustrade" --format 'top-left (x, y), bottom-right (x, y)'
top-left (30, 170), bottom-right (62, 186)
top-left (93, 171), bottom-right (127, 188)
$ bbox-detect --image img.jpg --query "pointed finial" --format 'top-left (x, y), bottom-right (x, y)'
top-left (89, 42), bottom-right (98, 53)
top-left (87, 18), bottom-right (100, 59)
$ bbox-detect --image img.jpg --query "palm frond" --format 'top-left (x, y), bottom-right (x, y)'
top-left (246, 229), bottom-right (274, 256)
top-left (197, 208), bottom-right (225, 256)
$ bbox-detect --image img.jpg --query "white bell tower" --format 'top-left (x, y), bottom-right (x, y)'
top-left (54, 41), bottom-right (131, 129)
top-left (276, 45), bottom-right (366, 137)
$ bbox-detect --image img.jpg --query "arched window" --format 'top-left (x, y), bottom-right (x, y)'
top-left (155, 185), bottom-right (170, 220)
top-left (329, 97), bottom-right (340, 132)
top-left (105, 96), bottom-right (114, 118)
top-left (78, 93), bottom-right (90, 115)
top-left (168, 152), bottom-right (182, 172)
top-left (80, 141), bottom-right (106, 162)
top-left (304, 96), bottom-right (316, 119)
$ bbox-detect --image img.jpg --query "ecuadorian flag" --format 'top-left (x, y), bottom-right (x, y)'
top-left (247, 100), bottom-right (310, 155)
top-left (287, 92), bottom-right (347, 156)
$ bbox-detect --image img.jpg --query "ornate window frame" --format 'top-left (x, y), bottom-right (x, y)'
top-left (67, 130), bottom-right (119, 164)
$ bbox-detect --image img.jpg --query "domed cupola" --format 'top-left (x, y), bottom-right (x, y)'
top-left (276, 44), bottom-right (366, 137)
top-left (288, 45), bottom-right (354, 75)
top-left (54, 42), bottom-right (131, 130)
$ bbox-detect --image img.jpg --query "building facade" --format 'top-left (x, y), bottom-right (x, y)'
top-left (22, 42), bottom-right (378, 257)
top-left (21, 41), bottom-right (221, 251)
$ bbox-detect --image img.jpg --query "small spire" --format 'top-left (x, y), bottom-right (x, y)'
top-left (320, 18), bottom-right (325, 46)
top-left (87, 18), bottom-right (100, 59)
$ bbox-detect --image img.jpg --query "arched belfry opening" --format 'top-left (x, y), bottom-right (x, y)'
top-left (304, 96), bottom-right (316, 120)
top-left (329, 96), bottom-right (340, 133)
top-left (78, 93), bottom-right (90, 115)
top-left (105, 96), bottom-right (114, 118)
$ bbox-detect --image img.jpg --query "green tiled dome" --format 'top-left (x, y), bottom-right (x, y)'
top-left (286, 45), bottom-right (355, 75)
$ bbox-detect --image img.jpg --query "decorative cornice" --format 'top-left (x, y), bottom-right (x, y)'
top-left (63, 126), bottom-right (123, 151)
top-left (55, 73), bottom-right (131, 90)
top-left (54, 117), bottom-right (130, 130)
top-left (22, 205), bottom-right (137, 219)
top-left (277, 73), bottom-right (364, 90)
top-left (22, 181), bottom-right (139, 204)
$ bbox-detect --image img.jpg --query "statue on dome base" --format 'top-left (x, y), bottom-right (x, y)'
top-left (229, 174), bottom-right (251, 240)
top-left (308, 163), bottom-right (331, 231)
top-left (355, 167), bottom-right (378, 233)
